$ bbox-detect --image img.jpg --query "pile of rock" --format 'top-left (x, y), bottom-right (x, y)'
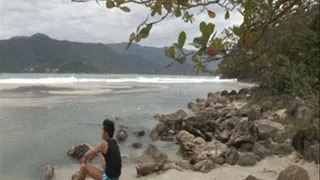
top-left (139, 88), bottom-right (319, 176)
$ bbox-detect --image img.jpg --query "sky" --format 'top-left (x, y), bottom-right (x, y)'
top-left (0, 0), bottom-right (243, 48)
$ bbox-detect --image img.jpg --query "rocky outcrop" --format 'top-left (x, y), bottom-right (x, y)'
top-left (132, 142), bottom-right (143, 149)
top-left (135, 144), bottom-right (169, 176)
top-left (276, 165), bottom-right (310, 180)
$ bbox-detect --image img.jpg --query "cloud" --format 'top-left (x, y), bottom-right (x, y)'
top-left (0, 0), bottom-right (243, 48)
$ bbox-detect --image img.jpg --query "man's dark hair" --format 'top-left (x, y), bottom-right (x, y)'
top-left (102, 119), bottom-right (115, 138)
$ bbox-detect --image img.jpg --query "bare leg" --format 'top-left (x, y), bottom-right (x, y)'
top-left (77, 163), bottom-right (103, 180)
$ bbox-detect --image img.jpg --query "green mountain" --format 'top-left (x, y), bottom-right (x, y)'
top-left (0, 33), bottom-right (198, 74)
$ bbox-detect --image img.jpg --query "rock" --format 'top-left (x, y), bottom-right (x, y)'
top-left (238, 88), bottom-right (249, 95)
top-left (192, 159), bottom-right (216, 173)
top-left (214, 157), bottom-right (225, 165)
top-left (237, 152), bottom-right (257, 166)
top-left (67, 143), bottom-right (93, 161)
top-left (238, 143), bottom-right (253, 152)
top-left (133, 129), bottom-right (146, 137)
top-left (196, 98), bottom-right (206, 103)
top-left (163, 162), bottom-right (183, 171)
top-left (188, 102), bottom-right (207, 113)
top-left (154, 109), bottom-right (188, 121)
top-left (256, 122), bottom-right (281, 140)
top-left (248, 105), bottom-right (262, 121)
top-left (273, 140), bottom-right (295, 156)
top-left (150, 122), bottom-right (169, 140)
top-left (132, 142), bottom-right (143, 149)
top-left (116, 129), bottom-right (128, 141)
top-left (303, 143), bottom-right (319, 164)
top-left (136, 144), bottom-right (168, 176)
top-left (217, 129), bottom-right (231, 143)
top-left (243, 175), bottom-right (260, 180)
top-left (175, 159), bottom-right (192, 169)
top-left (226, 120), bottom-right (259, 147)
top-left (261, 101), bottom-right (273, 112)
top-left (253, 142), bottom-right (272, 159)
top-left (225, 147), bottom-right (239, 165)
top-left (256, 124), bottom-right (277, 140)
top-left (292, 125), bottom-right (319, 159)
top-left (204, 140), bottom-right (229, 159)
top-left (44, 164), bottom-right (54, 179)
top-left (276, 165), bottom-right (310, 180)
top-left (213, 103), bottom-right (225, 109)
top-left (221, 90), bottom-right (229, 96)
top-left (229, 90), bottom-right (237, 95)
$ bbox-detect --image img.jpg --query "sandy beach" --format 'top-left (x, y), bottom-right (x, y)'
top-left (52, 154), bottom-right (319, 180)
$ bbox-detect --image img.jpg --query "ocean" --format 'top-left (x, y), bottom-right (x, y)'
top-left (0, 73), bottom-right (253, 180)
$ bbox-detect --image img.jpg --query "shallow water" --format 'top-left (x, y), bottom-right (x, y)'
top-left (0, 73), bottom-right (253, 180)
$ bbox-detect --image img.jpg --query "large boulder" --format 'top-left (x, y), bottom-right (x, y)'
top-left (237, 152), bottom-right (257, 166)
top-left (176, 131), bottom-right (206, 157)
top-left (276, 165), bottom-right (310, 180)
top-left (255, 121), bottom-right (284, 140)
top-left (67, 143), bottom-right (95, 161)
top-left (44, 164), bottom-right (54, 179)
top-left (226, 120), bottom-right (259, 147)
top-left (150, 122), bottom-right (170, 140)
top-left (135, 144), bottom-right (169, 176)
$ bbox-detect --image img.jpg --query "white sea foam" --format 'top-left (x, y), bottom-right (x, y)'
top-left (0, 76), bottom-right (237, 84)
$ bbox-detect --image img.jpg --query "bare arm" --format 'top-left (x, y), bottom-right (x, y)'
top-left (81, 142), bottom-right (108, 164)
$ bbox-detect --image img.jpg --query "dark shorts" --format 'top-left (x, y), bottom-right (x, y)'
top-left (102, 170), bottom-right (119, 180)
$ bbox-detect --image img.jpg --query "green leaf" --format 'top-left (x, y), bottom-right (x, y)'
top-left (199, 64), bottom-right (206, 72)
top-left (225, 10), bottom-right (230, 20)
top-left (165, 46), bottom-right (176, 58)
top-left (151, 10), bottom-right (156, 17)
top-left (135, 35), bottom-right (141, 42)
top-left (120, 6), bottom-right (131, 12)
top-left (116, 0), bottom-right (124, 6)
top-left (207, 23), bottom-right (214, 36)
top-left (192, 55), bottom-right (199, 63)
top-left (106, 0), bottom-right (115, 8)
top-left (127, 32), bottom-right (136, 50)
top-left (139, 25), bottom-right (153, 39)
top-left (175, 8), bottom-right (181, 17)
top-left (200, 21), bottom-right (207, 36)
top-left (176, 56), bottom-right (186, 64)
top-left (178, 31), bottom-right (187, 49)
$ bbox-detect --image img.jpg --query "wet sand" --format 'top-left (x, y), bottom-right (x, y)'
top-left (53, 154), bottom-right (319, 180)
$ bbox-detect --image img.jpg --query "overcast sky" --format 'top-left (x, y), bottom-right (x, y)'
top-left (0, 0), bottom-right (243, 48)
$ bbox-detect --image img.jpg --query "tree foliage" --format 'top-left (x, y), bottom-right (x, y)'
top-left (73, 0), bottom-right (319, 96)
